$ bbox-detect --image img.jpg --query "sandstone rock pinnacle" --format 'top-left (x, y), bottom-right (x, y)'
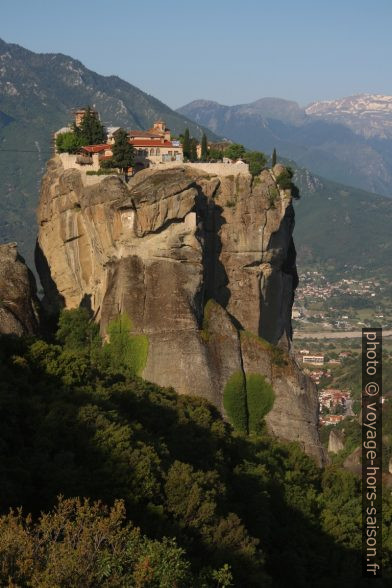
top-left (36, 158), bottom-right (325, 463)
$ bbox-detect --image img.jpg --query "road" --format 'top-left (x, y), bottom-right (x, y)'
top-left (293, 329), bottom-right (392, 340)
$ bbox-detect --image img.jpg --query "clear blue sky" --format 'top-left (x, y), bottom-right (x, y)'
top-left (1, 0), bottom-right (391, 109)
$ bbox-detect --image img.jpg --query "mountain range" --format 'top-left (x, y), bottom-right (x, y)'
top-left (0, 37), bottom-right (391, 280)
top-left (178, 94), bottom-right (392, 197)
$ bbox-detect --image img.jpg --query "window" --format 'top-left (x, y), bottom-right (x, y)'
top-left (150, 148), bottom-right (155, 155)
top-left (156, 148), bottom-right (160, 154)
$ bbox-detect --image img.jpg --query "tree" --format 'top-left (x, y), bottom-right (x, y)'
top-left (224, 143), bottom-right (246, 161)
top-left (56, 308), bottom-right (101, 352)
top-left (201, 133), bottom-right (208, 161)
top-left (56, 131), bottom-right (83, 154)
top-left (182, 128), bottom-right (191, 160)
top-left (104, 314), bottom-right (148, 375)
top-left (0, 497), bottom-right (191, 587)
top-left (209, 147), bottom-right (224, 161)
top-left (223, 371), bottom-right (248, 433)
top-left (276, 166), bottom-right (300, 199)
top-left (190, 138), bottom-right (198, 161)
top-left (243, 151), bottom-right (267, 176)
top-left (272, 148), bottom-right (277, 166)
top-left (75, 106), bottom-right (107, 145)
top-left (110, 128), bottom-right (135, 172)
top-left (56, 108), bottom-right (106, 153)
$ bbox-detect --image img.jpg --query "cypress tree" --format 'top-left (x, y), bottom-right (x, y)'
top-left (77, 106), bottom-right (107, 145)
top-left (110, 128), bottom-right (134, 172)
top-left (272, 148), bottom-right (277, 167)
top-left (201, 133), bottom-right (208, 161)
top-left (182, 128), bottom-right (191, 160)
top-left (190, 138), bottom-right (198, 162)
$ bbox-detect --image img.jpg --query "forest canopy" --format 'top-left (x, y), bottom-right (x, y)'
top-left (0, 309), bottom-right (391, 586)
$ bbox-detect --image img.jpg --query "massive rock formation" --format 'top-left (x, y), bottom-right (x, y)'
top-left (37, 157), bottom-right (325, 463)
top-left (0, 242), bottom-right (40, 335)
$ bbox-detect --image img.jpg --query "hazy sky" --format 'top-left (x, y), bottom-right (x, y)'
top-left (1, 0), bottom-right (392, 109)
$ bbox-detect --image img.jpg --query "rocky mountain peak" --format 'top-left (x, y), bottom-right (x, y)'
top-left (306, 93), bottom-right (392, 116)
top-left (306, 93), bottom-right (392, 138)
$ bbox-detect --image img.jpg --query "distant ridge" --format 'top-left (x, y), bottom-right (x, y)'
top-left (178, 94), bottom-right (392, 197)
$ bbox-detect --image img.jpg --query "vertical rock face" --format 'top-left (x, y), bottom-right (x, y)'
top-left (37, 157), bottom-right (324, 463)
top-left (0, 243), bottom-right (40, 335)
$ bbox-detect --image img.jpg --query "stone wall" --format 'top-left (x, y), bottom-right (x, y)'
top-left (151, 161), bottom-right (250, 176)
top-left (59, 152), bottom-right (100, 171)
top-left (58, 154), bottom-right (250, 178)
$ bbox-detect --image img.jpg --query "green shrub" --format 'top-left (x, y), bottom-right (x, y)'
top-left (200, 299), bottom-right (218, 342)
top-left (224, 143), bottom-right (246, 160)
top-left (246, 374), bottom-right (275, 434)
top-left (243, 151), bottom-right (267, 176)
top-left (276, 169), bottom-right (293, 190)
top-left (105, 314), bottom-right (148, 375)
top-left (276, 167), bottom-right (300, 199)
top-left (268, 186), bottom-right (279, 207)
top-left (56, 131), bottom-right (83, 154)
top-left (56, 308), bottom-right (100, 352)
top-left (223, 371), bottom-right (248, 433)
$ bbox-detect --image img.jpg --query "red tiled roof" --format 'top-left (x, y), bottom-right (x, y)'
top-left (131, 140), bottom-right (177, 147)
top-left (82, 144), bottom-right (111, 153)
top-left (128, 130), bottom-right (162, 138)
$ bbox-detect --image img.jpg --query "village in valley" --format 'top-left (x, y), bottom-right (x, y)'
top-left (292, 269), bottom-right (392, 333)
top-left (292, 268), bottom-right (392, 433)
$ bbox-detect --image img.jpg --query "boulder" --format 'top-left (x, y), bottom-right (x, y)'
top-left (0, 243), bottom-right (40, 335)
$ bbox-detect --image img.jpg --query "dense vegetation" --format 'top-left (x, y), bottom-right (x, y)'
top-left (275, 166), bottom-right (300, 199)
top-left (179, 134), bottom-right (267, 176)
top-left (223, 372), bottom-right (275, 435)
top-left (55, 107), bottom-right (107, 153)
top-left (223, 371), bottom-right (248, 434)
top-left (246, 374), bottom-right (275, 434)
top-left (220, 142), bottom-right (268, 176)
top-left (1, 309), bottom-right (391, 586)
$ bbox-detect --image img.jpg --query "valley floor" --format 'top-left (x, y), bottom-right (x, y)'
top-left (294, 329), bottom-right (392, 339)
